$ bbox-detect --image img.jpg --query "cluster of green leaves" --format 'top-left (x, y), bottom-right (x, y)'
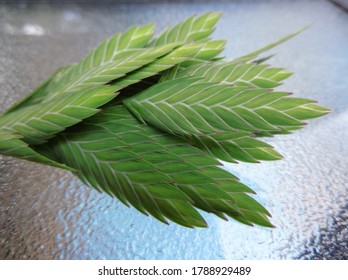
top-left (0, 13), bottom-right (329, 228)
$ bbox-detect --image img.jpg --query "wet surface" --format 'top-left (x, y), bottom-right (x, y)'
top-left (0, 0), bottom-right (347, 259)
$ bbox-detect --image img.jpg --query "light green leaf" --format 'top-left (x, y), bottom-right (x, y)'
top-left (0, 86), bottom-right (117, 145)
top-left (185, 132), bottom-right (282, 163)
top-left (124, 77), bottom-right (326, 136)
top-left (124, 76), bottom-right (329, 163)
top-left (0, 130), bottom-right (73, 170)
top-left (45, 23), bottom-right (156, 96)
top-left (1, 65), bottom-right (71, 115)
top-left (0, 44), bottom-right (182, 145)
top-left (42, 105), bottom-right (271, 228)
top-left (150, 12), bottom-right (221, 46)
top-left (174, 61), bottom-right (293, 88)
top-left (4, 24), bottom-right (156, 113)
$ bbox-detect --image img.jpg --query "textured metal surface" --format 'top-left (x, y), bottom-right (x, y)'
top-left (0, 0), bottom-right (347, 260)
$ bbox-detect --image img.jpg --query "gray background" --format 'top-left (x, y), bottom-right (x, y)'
top-left (0, 0), bottom-right (347, 259)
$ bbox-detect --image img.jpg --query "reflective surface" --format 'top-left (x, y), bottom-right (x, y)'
top-left (0, 0), bottom-right (347, 259)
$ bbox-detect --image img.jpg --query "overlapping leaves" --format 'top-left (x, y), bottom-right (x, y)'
top-left (0, 13), bottom-right (329, 228)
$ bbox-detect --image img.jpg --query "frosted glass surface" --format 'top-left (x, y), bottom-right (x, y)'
top-left (0, 0), bottom-right (347, 259)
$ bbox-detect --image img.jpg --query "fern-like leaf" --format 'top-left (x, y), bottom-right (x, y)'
top-left (125, 77), bottom-right (329, 135)
top-left (174, 61), bottom-right (293, 88)
top-left (150, 12), bottom-right (221, 46)
top-left (124, 76), bottom-right (329, 163)
top-left (0, 131), bottom-right (73, 170)
top-left (43, 105), bottom-right (272, 228)
top-left (3, 24), bottom-right (156, 112)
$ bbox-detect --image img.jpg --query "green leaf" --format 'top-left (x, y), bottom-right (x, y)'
top-left (174, 61), bottom-right (293, 88)
top-left (150, 12), bottom-right (221, 46)
top-left (154, 12), bottom-right (225, 81)
top-left (0, 130), bottom-right (73, 170)
top-left (41, 105), bottom-right (270, 227)
top-left (4, 24), bottom-right (156, 113)
top-left (124, 77), bottom-right (325, 136)
top-left (0, 85), bottom-right (117, 145)
top-left (124, 76), bottom-right (329, 164)
top-left (0, 43), bottom-right (187, 145)
top-left (185, 132), bottom-right (283, 163)
top-left (1, 65), bottom-right (71, 115)
top-left (45, 23), bottom-right (156, 96)
top-left (43, 44), bottom-right (178, 102)
top-left (111, 40), bottom-right (225, 91)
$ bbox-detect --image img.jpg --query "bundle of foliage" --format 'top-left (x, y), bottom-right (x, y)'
top-left (0, 13), bottom-right (329, 228)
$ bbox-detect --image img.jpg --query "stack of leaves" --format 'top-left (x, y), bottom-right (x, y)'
top-left (0, 13), bottom-right (329, 228)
